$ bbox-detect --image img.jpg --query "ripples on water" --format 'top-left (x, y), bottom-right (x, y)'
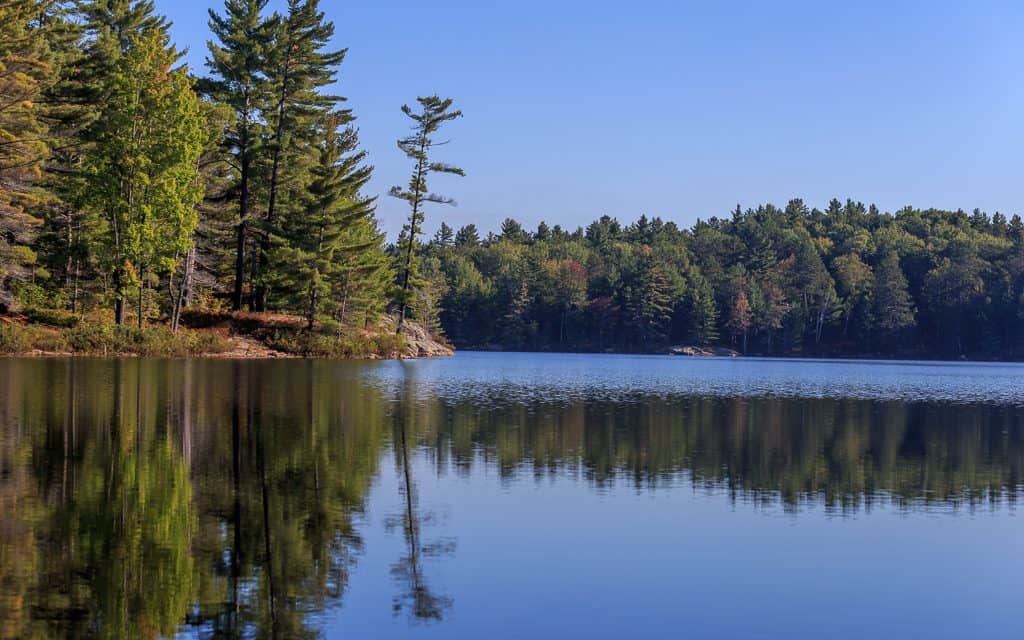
top-left (0, 354), bottom-right (1021, 639)
top-left (364, 352), bottom-right (1024, 404)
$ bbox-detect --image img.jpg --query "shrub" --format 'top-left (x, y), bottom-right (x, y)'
top-left (63, 323), bottom-right (118, 353)
top-left (31, 329), bottom-right (69, 352)
top-left (0, 323), bottom-right (68, 353)
top-left (264, 326), bottom-right (406, 358)
top-left (23, 306), bottom-right (80, 328)
top-left (0, 323), bottom-right (32, 353)
top-left (62, 324), bottom-right (230, 356)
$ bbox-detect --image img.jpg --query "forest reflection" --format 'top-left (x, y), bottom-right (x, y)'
top-left (0, 358), bottom-right (1021, 638)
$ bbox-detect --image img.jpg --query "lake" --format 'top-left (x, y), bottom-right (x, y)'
top-left (0, 353), bottom-right (1021, 639)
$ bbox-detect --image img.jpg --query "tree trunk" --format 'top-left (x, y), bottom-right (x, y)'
top-left (71, 258), bottom-right (80, 315)
top-left (137, 271), bottom-right (145, 329)
top-left (113, 268), bottom-right (125, 325)
top-left (233, 153), bottom-right (249, 311)
top-left (170, 247), bottom-right (194, 333)
top-left (396, 141), bottom-right (428, 335)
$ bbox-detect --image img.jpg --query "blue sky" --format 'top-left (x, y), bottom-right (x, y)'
top-left (164, 0), bottom-right (1024, 238)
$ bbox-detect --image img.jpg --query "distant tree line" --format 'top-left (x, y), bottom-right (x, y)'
top-left (423, 201), bottom-right (1024, 359)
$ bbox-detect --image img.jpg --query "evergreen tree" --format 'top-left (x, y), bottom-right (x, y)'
top-left (455, 223), bottom-right (479, 247)
top-left (686, 272), bottom-right (719, 345)
top-left (271, 110), bottom-right (374, 328)
top-left (332, 212), bottom-right (392, 327)
top-left (871, 251), bottom-right (915, 337)
top-left (0, 0), bottom-right (54, 308)
top-left (389, 95), bottom-right (464, 334)
top-left (622, 249), bottom-right (672, 349)
top-left (202, 0), bottom-right (276, 310)
top-left (433, 222), bottom-right (454, 248)
top-left (254, 0), bottom-right (345, 311)
top-left (500, 218), bottom-right (528, 243)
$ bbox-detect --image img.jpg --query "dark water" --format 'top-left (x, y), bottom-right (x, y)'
top-left (1, 353), bottom-right (1021, 639)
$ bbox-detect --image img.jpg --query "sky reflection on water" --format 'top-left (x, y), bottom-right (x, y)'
top-left (0, 354), bottom-right (1020, 639)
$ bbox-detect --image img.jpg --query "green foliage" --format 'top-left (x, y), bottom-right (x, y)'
top-left (263, 326), bottom-right (405, 358)
top-left (23, 306), bottom-right (79, 328)
top-left (3, 0), bottom-right (1021, 363)
top-left (270, 110), bottom-right (380, 327)
top-left (63, 323), bottom-right (230, 355)
top-left (202, 0), bottom-right (276, 310)
top-left (0, 322), bottom-right (68, 352)
top-left (70, 17), bottom-right (205, 323)
top-left (429, 203), bottom-right (1024, 358)
top-left (0, 0), bottom-right (55, 307)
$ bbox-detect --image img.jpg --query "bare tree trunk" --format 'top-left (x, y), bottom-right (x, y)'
top-left (170, 247), bottom-right (195, 333)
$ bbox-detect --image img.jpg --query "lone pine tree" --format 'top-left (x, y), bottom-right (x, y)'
top-left (389, 95), bottom-right (464, 334)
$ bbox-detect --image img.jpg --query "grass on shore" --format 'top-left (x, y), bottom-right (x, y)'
top-left (0, 320), bottom-right (232, 357)
top-left (1, 308), bottom-right (408, 359)
top-left (183, 310), bottom-right (407, 358)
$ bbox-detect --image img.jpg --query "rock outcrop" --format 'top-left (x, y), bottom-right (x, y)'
top-left (668, 345), bottom-right (741, 357)
top-left (379, 316), bottom-right (454, 358)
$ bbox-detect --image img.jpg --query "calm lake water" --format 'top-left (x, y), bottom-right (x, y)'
top-left (1, 353), bottom-right (1021, 639)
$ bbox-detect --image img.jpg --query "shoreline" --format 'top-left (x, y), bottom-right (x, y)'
top-left (452, 347), bottom-right (1022, 365)
top-left (0, 312), bottom-right (454, 360)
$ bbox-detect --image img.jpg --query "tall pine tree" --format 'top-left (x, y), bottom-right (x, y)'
top-left (0, 0), bottom-right (54, 308)
top-left (389, 95), bottom-right (464, 334)
top-left (254, 0), bottom-right (345, 311)
top-left (271, 110), bottom-right (375, 328)
top-left (202, 0), bottom-right (276, 310)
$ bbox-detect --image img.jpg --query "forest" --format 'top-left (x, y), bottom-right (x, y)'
top-left (0, 0), bottom-right (459, 356)
top-left (2, 0), bottom-right (1023, 359)
top-left (425, 203), bottom-right (1024, 359)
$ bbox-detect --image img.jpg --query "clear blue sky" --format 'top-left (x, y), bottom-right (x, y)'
top-left (164, 0), bottom-right (1024, 238)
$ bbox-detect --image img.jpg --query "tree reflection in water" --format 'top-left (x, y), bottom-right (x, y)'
top-left (388, 362), bottom-right (454, 622)
top-left (0, 358), bottom-right (1020, 638)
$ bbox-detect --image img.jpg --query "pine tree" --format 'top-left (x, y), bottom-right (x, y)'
top-left (433, 222), bottom-right (454, 249)
top-left (389, 95), bottom-right (464, 334)
top-left (622, 249), bottom-right (672, 349)
top-left (254, 0), bottom-right (345, 311)
top-left (332, 213), bottom-right (392, 327)
top-left (455, 223), bottom-right (480, 247)
top-left (500, 218), bottom-right (528, 243)
top-left (0, 0), bottom-right (53, 308)
top-left (271, 110), bottom-right (374, 328)
top-left (871, 251), bottom-right (915, 335)
top-left (202, 0), bottom-right (276, 310)
top-left (687, 271), bottom-right (719, 345)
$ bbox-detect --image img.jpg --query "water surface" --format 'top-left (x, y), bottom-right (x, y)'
top-left (0, 353), bottom-right (1021, 639)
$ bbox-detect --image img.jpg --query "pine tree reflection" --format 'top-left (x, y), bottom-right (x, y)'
top-left (388, 363), bottom-right (454, 621)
